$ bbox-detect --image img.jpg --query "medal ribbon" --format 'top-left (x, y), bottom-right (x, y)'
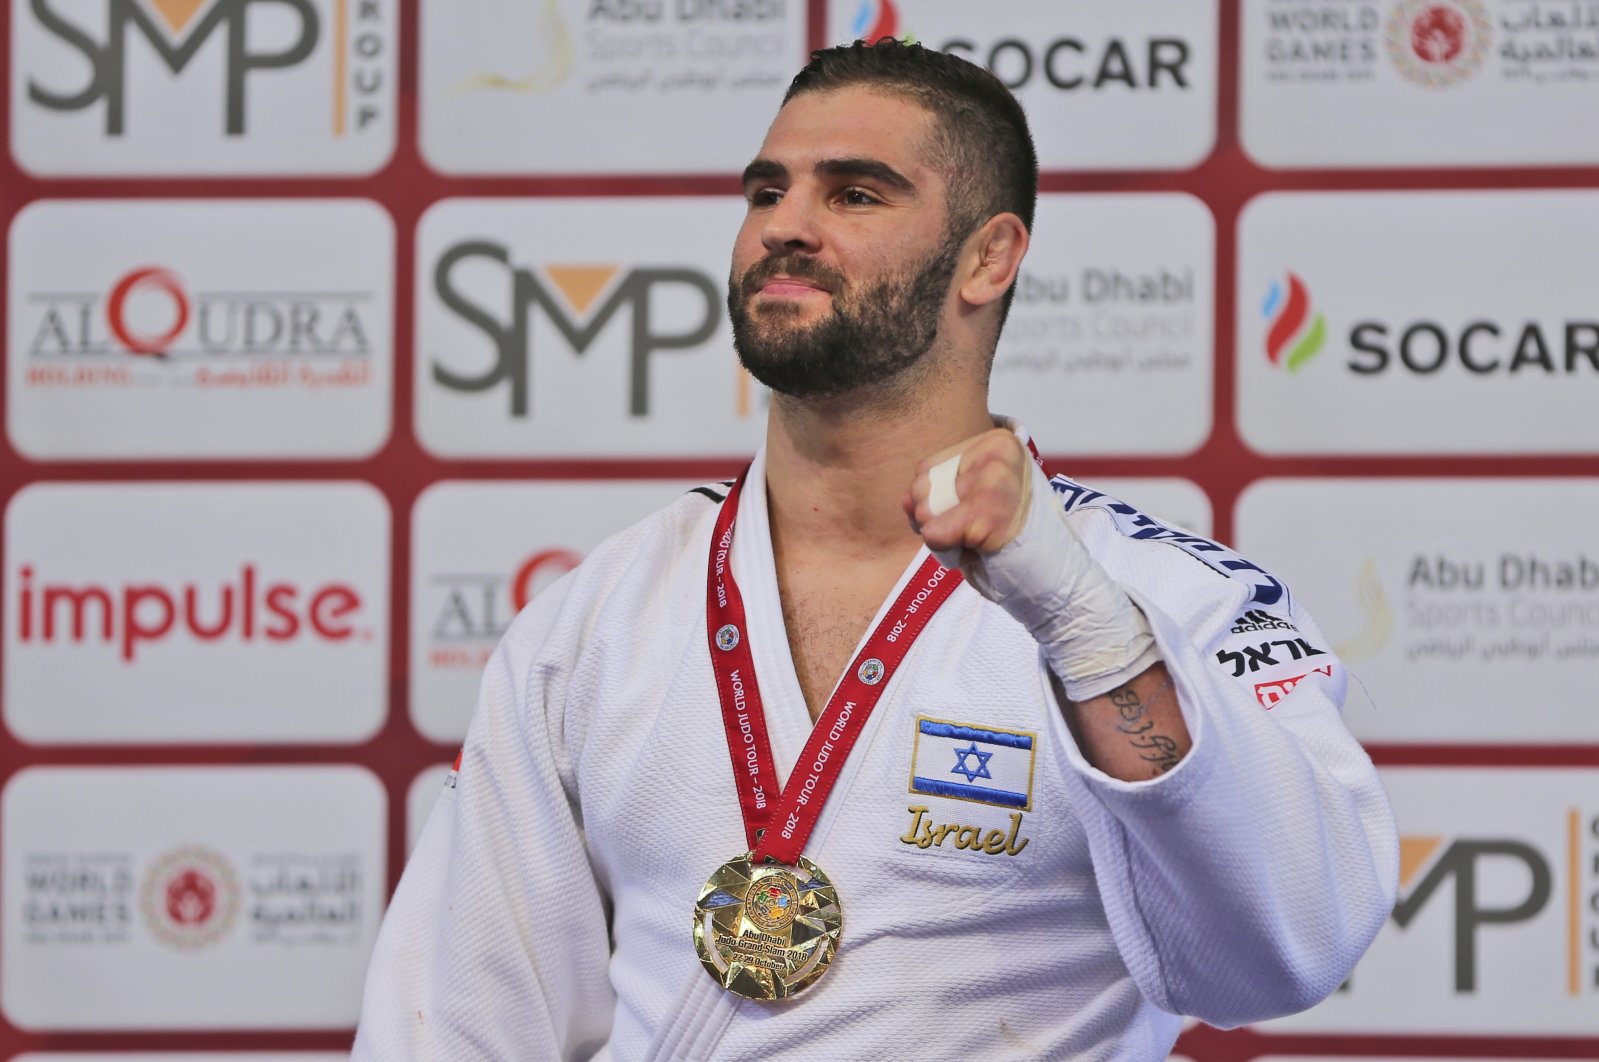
top-left (707, 466), bottom-right (963, 866)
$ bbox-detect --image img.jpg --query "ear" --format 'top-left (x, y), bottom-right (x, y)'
top-left (958, 213), bottom-right (1029, 309)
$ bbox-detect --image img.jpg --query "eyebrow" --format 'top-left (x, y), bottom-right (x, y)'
top-left (741, 157), bottom-right (918, 197)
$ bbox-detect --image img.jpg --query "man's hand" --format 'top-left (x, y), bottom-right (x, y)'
top-left (902, 428), bottom-right (1034, 562)
top-left (900, 427), bottom-right (1186, 782)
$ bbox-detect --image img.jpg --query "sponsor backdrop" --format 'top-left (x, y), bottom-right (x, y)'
top-left (1, 0), bottom-right (1595, 1057)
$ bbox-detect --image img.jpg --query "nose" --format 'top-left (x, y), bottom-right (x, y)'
top-left (761, 190), bottom-right (821, 256)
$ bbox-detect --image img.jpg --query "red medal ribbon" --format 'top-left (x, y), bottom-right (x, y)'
top-left (706, 466), bottom-right (963, 866)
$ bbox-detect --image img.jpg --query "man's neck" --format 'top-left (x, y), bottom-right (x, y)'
top-left (763, 387), bottom-right (995, 564)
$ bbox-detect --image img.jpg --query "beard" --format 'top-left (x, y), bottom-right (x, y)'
top-left (727, 236), bottom-right (962, 400)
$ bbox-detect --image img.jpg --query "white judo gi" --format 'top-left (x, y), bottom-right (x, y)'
top-left (353, 444), bottom-right (1399, 1061)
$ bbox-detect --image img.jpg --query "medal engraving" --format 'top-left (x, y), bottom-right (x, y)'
top-left (693, 853), bottom-right (842, 1000)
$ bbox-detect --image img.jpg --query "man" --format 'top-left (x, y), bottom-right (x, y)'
top-left (355, 40), bottom-right (1397, 1059)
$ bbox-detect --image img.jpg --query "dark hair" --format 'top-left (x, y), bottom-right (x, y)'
top-left (783, 38), bottom-right (1039, 321)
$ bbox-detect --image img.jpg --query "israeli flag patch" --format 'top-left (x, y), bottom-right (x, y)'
top-left (909, 717), bottom-right (1036, 811)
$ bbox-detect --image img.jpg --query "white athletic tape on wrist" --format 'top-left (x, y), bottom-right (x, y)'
top-left (960, 462), bottom-right (1160, 702)
top-left (926, 454), bottom-right (961, 517)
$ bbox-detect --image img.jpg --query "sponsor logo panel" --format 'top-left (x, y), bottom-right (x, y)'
top-left (1238, 191), bottom-right (1599, 454)
top-left (829, 0), bottom-right (1218, 170)
top-left (1235, 478), bottom-right (1599, 744)
top-left (7, 199), bottom-right (394, 460)
top-left (1, 766), bottom-right (385, 1029)
top-left (11, 0), bottom-right (396, 175)
top-left (1261, 767), bottom-right (1599, 1033)
top-left (416, 197), bottom-right (760, 457)
top-left (411, 479), bottom-right (700, 740)
top-left (3, 482), bottom-right (389, 744)
top-left (419, 0), bottom-right (805, 174)
top-left (990, 194), bottom-right (1214, 455)
top-left (1242, 0), bottom-right (1599, 167)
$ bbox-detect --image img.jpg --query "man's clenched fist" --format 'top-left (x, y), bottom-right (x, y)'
top-left (903, 427), bottom-right (1033, 561)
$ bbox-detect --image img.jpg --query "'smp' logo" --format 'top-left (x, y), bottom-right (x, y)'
top-left (27, 0), bottom-right (383, 136)
top-left (432, 241), bottom-right (721, 418)
top-left (1391, 833), bottom-right (1552, 993)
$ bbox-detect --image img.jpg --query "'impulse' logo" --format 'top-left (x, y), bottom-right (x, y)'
top-left (13, 564), bottom-right (368, 662)
top-left (1263, 272), bottom-right (1326, 373)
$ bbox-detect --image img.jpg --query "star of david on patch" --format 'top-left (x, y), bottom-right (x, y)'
top-left (910, 717), bottom-right (1037, 810)
top-left (950, 742), bottom-right (993, 783)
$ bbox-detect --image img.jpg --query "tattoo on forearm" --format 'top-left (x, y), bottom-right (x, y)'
top-left (1108, 686), bottom-right (1183, 775)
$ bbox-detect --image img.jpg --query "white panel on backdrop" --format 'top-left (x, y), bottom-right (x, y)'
top-left (992, 195), bottom-right (1214, 456)
top-left (411, 479), bottom-right (707, 741)
top-left (10, 0), bottom-right (396, 175)
top-left (1, 766), bottom-right (385, 1030)
top-left (827, 0), bottom-right (1218, 171)
top-left (416, 197), bottom-right (764, 458)
top-left (1242, 0), bottom-right (1599, 168)
top-left (419, 0), bottom-right (805, 174)
top-left (7, 200), bottom-right (394, 461)
top-left (1237, 191), bottom-right (1599, 454)
top-left (1260, 768), bottom-right (1599, 1033)
top-left (3, 483), bottom-right (390, 744)
top-left (1234, 478), bottom-right (1599, 744)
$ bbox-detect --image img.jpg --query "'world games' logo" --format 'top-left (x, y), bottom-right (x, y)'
top-left (1263, 272), bottom-right (1326, 373)
top-left (1385, 0), bottom-right (1491, 88)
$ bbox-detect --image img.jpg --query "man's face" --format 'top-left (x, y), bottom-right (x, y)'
top-left (728, 87), bottom-right (965, 400)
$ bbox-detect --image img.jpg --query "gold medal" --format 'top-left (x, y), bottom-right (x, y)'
top-left (692, 853), bottom-right (842, 1000)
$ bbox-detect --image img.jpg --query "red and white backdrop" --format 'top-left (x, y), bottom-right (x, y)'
top-left (2, 0), bottom-right (1597, 1057)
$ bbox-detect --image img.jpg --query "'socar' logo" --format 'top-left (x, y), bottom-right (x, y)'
top-left (1385, 0), bottom-right (1491, 87)
top-left (141, 846), bottom-right (240, 950)
top-left (854, 0), bottom-right (908, 44)
top-left (1263, 272), bottom-right (1326, 374)
top-left (432, 241), bottom-right (721, 418)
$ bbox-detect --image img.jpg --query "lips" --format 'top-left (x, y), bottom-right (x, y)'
top-left (740, 256), bottom-right (845, 301)
top-left (758, 276), bottom-right (829, 298)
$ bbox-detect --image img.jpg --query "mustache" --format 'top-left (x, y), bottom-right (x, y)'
top-left (737, 255), bottom-right (847, 299)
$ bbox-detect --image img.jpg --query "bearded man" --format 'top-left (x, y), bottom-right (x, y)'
top-left (354, 40), bottom-right (1397, 1060)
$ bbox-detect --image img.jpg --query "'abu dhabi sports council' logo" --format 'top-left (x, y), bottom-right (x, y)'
top-left (453, 0), bottom-right (572, 94)
top-left (1385, 0), bottom-right (1492, 87)
top-left (1262, 272), bottom-right (1326, 373)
